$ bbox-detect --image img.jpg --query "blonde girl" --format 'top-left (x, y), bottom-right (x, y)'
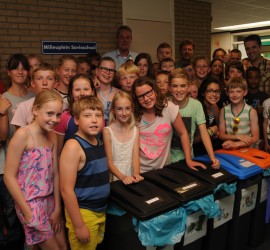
top-left (103, 91), bottom-right (143, 184)
top-left (4, 90), bottom-right (67, 250)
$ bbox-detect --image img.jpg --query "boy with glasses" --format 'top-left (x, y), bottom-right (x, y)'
top-left (219, 77), bottom-right (259, 150)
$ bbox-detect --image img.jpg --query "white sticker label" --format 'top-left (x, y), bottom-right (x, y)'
top-left (239, 160), bottom-right (255, 168)
top-left (176, 182), bottom-right (198, 194)
top-left (212, 172), bottom-right (224, 178)
top-left (146, 197), bottom-right (160, 204)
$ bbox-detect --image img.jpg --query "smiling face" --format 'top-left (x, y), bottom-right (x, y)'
top-left (244, 40), bottom-right (261, 63)
top-left (227, 87), bottom-right (247, 105)
top-left (204, 83), bottom-right (221, 106)
top-left (112, 97), bottom-right (133, 124)
top-left (8, 62), bottom-right (28, 86)
top-left (137, 58), bottom-right (149, 77)
top-left (57, 59), bottom-right (77, 87)
top-left (169, 77), bottom-right (189, 104)
top-left (194, 59), bottom-right (209, 80)
top-left (135, 84), bottom-right (156, 111)
top-left (72, 78), bottom-right (94, 102)
top-left (96, 60), bottom-right (116, 86)
top-left (33, 100), bottom-right (62, 132)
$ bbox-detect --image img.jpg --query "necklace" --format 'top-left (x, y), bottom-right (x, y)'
top-left (98, 86), bottom-right (112, 103)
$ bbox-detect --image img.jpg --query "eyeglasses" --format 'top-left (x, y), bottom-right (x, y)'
top-left (232, 117), bottom-right (240, 133)
top-left (206, 89), bottom-right (221, 95)
top-left (136, 89), bottom-right (154, 101)
top-left (98, 66), bottom-right (116, 75)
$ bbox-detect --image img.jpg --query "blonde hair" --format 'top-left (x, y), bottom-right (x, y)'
top-left (31, 63), bottom-right (56, 81)
top-left (108, 91), bottom-right (135, 128)
top-left (72, 96), bottom-right (104, 119)
top-left (226, 77), bottom-right (248, 91)
top-left (117, 61), bottom-right (139, 78)
top-left (32, 90), bottom-right (63, 119)
top-left (169, 68), bottom-right (188, 85)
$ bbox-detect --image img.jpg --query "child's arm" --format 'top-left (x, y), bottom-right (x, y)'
top-left (50, 132), bottom-right (63, 233)
top-left (4, 128), bottom-right (32, 223)
top-left (172, 113), bottom-right (206, 171)
top-left (198, 123), bottom-right (220, 169)
top-left (56, 133), bottom-right (64, 157)
top-left (263, 117), bottom-right (270, 152)
top-left (60, 139), bottom-right (90, 243)
top-left (132, 127), bottom-right (144, 182)
top-left (0, 96), bottom-right (11, 141)
top-left (103, 127), bottom-right (140, 185)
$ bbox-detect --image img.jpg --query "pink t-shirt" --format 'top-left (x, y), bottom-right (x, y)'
top-left (138, 101), bottom-right (179, 173)
top-left (54, 110), bottom-right (72, 135)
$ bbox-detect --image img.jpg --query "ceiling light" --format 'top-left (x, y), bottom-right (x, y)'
top-left (214, 21), bottom-right (270, 31)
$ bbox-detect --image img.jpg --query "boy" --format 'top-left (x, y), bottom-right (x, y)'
top-left (263, 97), bottom-right (270, 152)
top-left (168, 68), bottom-right (219, 168)
top-left (156, 42), bottom-right (172, 63)
top-left (117, 60), bottom-right (139, 94)
top-left (245, 67), bottom-right (269, 143)
top-left (60, 96), bottom-right (109, 250)
top-left (219, 77), bottom-right (259, 150)
top-left (155, 70), bottom-right (170, 97)
top-left (11, 63), bottom-right (57, 128)
top-left (193, 56), bottom-right (210, 86)
top-left (77, 56), bottom-right (91, 76)
top-left (160, 57), bottom-right (175, 73)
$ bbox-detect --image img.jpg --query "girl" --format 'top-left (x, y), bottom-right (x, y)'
top-left (54, 55), bottom-right (78, 106)
top-left (209, 58), bottom-right (225, 84)
top-left (193, 56), bottom-right (210, 86)
top-left (132, 76), bottom-right (207, 172)
top-left (134, 53), bottom-right (154, 78)
top-left (4, 90), bottom-right (67, 250)
top-left (194, 77), bottom-right (222, 156)
top-left (54, 73), bottom-right (95, 155)
top-left (103, 91), bottom-right (144, 184)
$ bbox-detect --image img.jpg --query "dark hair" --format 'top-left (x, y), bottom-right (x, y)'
top-left (134, 53), bottom-right (154, 78)
top-left (198, 77), bottom-right (221, 126)
top-left (179, 39), bottom-right (195, 50)
top-left (67, 73), bottom-right (96, 112)
top-left (244, 34), bottom-right (261, 47)
top-left (226, 61), bottom-right (245, 79)
top-left (132, 76), bottom-right (167, 120)
top-left (212, 48), bottom-right (227, 59)
top-left (77, 56), bottom-right (91, 65)
top-left (116, 25), bottom-right (132, 38)
top-left (230, 49), bottom-right (242, 55)
top-left (86, 52), bottom-right (101, 70)
top-left (209, 58), bottom-right (224, 82)
top-left (246, 66), bottom-right (261, 79)
top-left (156, 42), bottom-right (172, 52)
top-left (6, 53), bottom-right (30, 71)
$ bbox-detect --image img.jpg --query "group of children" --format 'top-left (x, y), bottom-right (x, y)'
top-left (0, 47), bottom-right (269, 250)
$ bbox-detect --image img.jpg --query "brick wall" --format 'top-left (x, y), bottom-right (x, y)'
top-left (0, 0), bottom-right (211, 86)
top-left (0, 0), bottom-right (122, 85)
top-left (174, 0), bottom-right (211, 62)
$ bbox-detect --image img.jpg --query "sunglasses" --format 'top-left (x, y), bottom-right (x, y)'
top-left (232, 117), bottom-right (240, 133)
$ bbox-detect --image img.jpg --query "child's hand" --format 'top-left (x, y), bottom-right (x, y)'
top-left (264, 142), bottom-right (270, 153)
top-left (0, 96), bottom-right (11, 115)
top-left (186, 159), bottom-right (207, 171)
top-left (211, 158), bottom-right (220, 169)
top-left (75, 223), bottom-right (90, 244)
top-left (122, 176), bottom-right (135, 185)
top-left (132, 174), bottom-right (144, 183)
top-left (236, 135), bottom-right (254, 145)
top-left (50, 209), bottom-right (64, 234)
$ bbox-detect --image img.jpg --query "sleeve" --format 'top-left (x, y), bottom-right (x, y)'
top-left (263, 98), bottom-right (270, 119)
top-left (10, 101), bottom-right (29, 127)
top-left (54, 111), bottom-right (71, 135)
top-left (166, 101), bottom-right (180, 123)
top-left (194, 100), bottom-right (206, 125)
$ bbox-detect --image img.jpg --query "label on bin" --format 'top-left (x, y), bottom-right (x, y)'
top-left (145, 197), bottom-right (160, 205)
top-left (239, 184), bottom-right (258, 216)
top-left (211, 172), bottom-right (224, 178)
top-left (175, 182), bottom-right (198, 194)
top-left (239, 159), bottom-right (255, 168)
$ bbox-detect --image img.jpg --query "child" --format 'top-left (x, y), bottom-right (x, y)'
top-left (132, 76), bottom-right (207, 172)
top-left (4, 90), bottom-right (67, 249)
top-left (160, 57), bottom-right (175, 73)
top-left (27, 54), bottom-right (44, 78)
top-left (117, 61), bottom-right (139, 94)
top-left (11, 63), bottom-right (57, 128)
top-left (194, 77), bottom-right (222, 155)
top-left (193, 56), bottom-right (210, 86)
top-left (60, 96), bottom-right (110, 250)
top-left (54, 73), bottom-right (95, 154)
top-left (103, 91), bottom-right (143, 184)
top-left (55, 55), bottom-right (78, 106)
top-left (182, 62), bottom-right (196, 81)
top-left (156, 42), bottom-right (172, 63)
top-left (168, 69), bottom-right (220, 167)
top-left (155, 70), bottom-right (170, 97)
top-left (95, 57), bottom-right (119, 125)
top-left (263, 98), bottom-right (270, 152)
top-left (77, 56), bottom-right (91, 76)
top-left (245, 66), bottom-right (269, 143)
top-left (134, 53), bottom-right (154, 78)
top-left (219, 77), bottom-right (259, 150)
top-left (188, 80), bottom-right (199, 99)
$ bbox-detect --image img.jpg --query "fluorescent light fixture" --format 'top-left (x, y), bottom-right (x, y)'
top-left (215, 21), bottom-right (270, 31)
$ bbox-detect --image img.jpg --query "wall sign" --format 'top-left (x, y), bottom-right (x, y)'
top-left (42, 41), bottom-right (97, 54)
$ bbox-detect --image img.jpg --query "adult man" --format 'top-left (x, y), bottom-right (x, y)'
top-left (244, 34), bottom-right (270, 95)
top-left (176, 39), bottom-right (195, 68)
top-left (103, 25), bottom-right (138, 69)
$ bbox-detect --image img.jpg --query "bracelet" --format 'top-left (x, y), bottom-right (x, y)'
top-left (207, 128), bottom-right (214, 136)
